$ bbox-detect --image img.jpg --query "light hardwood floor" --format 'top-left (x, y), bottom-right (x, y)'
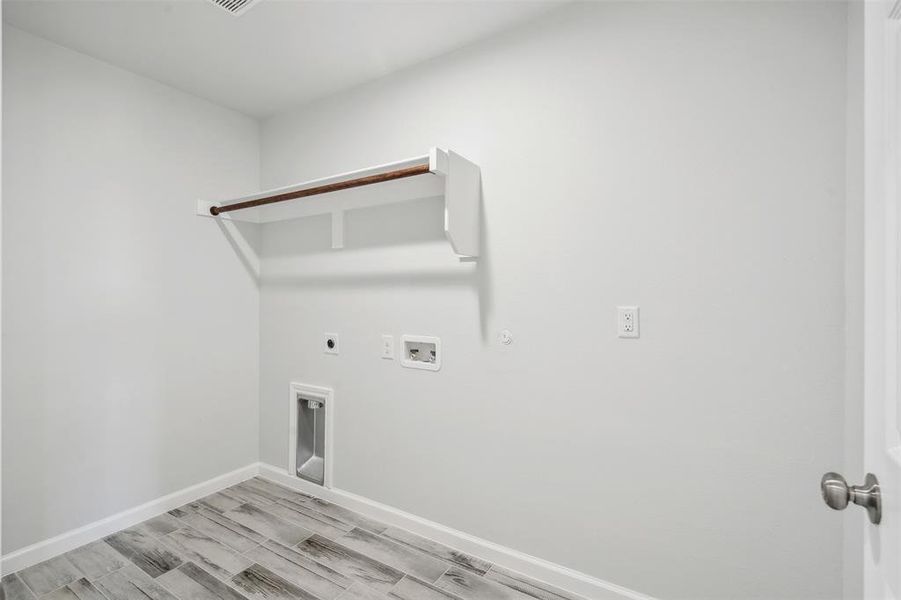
top-left (1, 478), bottom-right (585, 600)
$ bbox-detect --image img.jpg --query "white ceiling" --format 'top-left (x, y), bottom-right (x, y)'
top-left (3, 0), bottom-right (559, 118)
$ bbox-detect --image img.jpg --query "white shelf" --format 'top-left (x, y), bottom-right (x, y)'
top-left (197, 147), bottom-right (480, 259)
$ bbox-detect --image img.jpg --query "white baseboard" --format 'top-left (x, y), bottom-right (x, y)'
top-left (0, 463), bottom-right (260, 576)
top-left (258, 463), bottom-right (654, 600)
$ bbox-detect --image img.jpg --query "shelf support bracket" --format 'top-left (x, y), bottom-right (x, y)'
top-left (430, 148), bottom-right (480, 259)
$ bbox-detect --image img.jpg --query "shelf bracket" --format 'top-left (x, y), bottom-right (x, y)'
top-left (430, 148), bottom-right (480, 259)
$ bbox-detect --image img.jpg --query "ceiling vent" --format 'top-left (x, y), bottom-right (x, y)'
top-left (206, 0), bottom-right (262, 16)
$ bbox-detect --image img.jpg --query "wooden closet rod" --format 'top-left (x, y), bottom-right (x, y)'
top-left (210, 163), bottom-right (432, 216)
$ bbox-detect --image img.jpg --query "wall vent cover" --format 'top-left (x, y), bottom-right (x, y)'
top-left (206, 0), bottom-right (262, 16)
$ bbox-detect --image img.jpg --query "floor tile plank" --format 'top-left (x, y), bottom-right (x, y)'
top-left (435, 567), bottom-right (534, 600)
top-left (162, 528), bottom-right (253, 581)
top-left (244, 542), bottom-right (348, 600)
top-left (222, 504), bottom-right (311, 547)
top-left (42, 578), bottom-right (107, 600)
top-left (220, 486), bottom-right (276, 508)
top-left (293, 535), bottom-right (403, 594)
top-left (134, 514), bottom-right (185, 538)
top-left (258, 541), bottom-right (354, 587)
top-left (335, 584), bottom-right (386, 600)
top-left (177, 510), bottom-right (264, 554)
top-left (105, 529), bottom-right (183, 578)
top-left (484, 567), bottom-right (586, 600)
top-left (301, 499), bottom-right (387, 535)
top-left (237, 481), bottom-right (306, 505)
top-left (381, 528), bottom-right (491, 576)
top-left (17, 555), bottom-right (83, 595)
top-left (389, 576), bottom-right (462, 600)
top-left (274, 500), bottom-right (352, 536)
top-left (65, 541), bottom-right (128, 581)
top-left (196, 494), bottom-right (244, 515)
top-left (1, 574), bottom-right (37, 600)
top-left (94, 564), bottom-right (179, 600)
top-left (337, 528), bottom-right (448, 583)
top-left (230, 564), bottom-right (318, 600)
top-left (257, 502), bottom-right (348, 540)
top-left (157, 562), bottom-right (249, 600)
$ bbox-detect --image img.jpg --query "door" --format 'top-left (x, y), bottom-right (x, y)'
top-left (863, 1), bottom-right (901, 598)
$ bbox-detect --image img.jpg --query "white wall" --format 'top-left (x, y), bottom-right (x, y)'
top-left (258, 3), bottom-right (849, 599)
top-left (1, 26), bottom-right (260, 554)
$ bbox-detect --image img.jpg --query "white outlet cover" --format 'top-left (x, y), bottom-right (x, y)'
top-left (381, 335), bottom-right (395, 360)
top-left (617, 306), bottom-right (639, 338)
top-left (323, 333), bottom-right (339, 354)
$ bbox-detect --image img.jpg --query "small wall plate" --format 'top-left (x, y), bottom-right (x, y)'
top-left (323, 333), bottom-right (339, 354)
top-left (400, 335), bottom-right (440, 371)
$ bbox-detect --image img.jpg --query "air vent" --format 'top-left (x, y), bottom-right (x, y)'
top-left (206, 0), bottom-right (261, 16)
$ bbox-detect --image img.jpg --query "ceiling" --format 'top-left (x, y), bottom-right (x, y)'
top-left (3, 0), bottom-right (559, 118)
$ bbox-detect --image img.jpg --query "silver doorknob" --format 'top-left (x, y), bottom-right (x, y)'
top-left (821, 472), bottom-right (881, 524)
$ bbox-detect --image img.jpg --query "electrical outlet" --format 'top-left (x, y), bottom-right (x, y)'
top-left (323, 333), bottom-right (339, 354)
top-left (617, 306), bottom-right (639, 338)
top-left (381, 335), bottom-right (395, 359)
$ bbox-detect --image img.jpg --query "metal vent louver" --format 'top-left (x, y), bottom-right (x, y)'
top-left (206, 0), bottom-right (261, 16)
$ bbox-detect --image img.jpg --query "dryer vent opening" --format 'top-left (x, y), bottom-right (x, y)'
top-left (289, 383), bottom-right (333, 488)
top-left (206, 0), bottom-right (262, 17)
top-left (296, 395), bottom-right (326, 485)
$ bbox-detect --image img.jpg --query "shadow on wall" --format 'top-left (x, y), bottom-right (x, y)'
top-left (216, 218), bottom-right (262, 282)
top-left (212, 192), bottom-right (495, 340)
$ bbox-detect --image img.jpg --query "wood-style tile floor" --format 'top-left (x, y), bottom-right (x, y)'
top-left (1, 478), bottom-right (585, 600)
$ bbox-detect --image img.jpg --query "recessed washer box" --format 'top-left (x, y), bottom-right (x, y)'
top-left (401, 335), bottom-right (440, 371)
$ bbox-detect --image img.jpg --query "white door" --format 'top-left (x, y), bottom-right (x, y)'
top-left (863, 1), bottom-right (901, 598)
